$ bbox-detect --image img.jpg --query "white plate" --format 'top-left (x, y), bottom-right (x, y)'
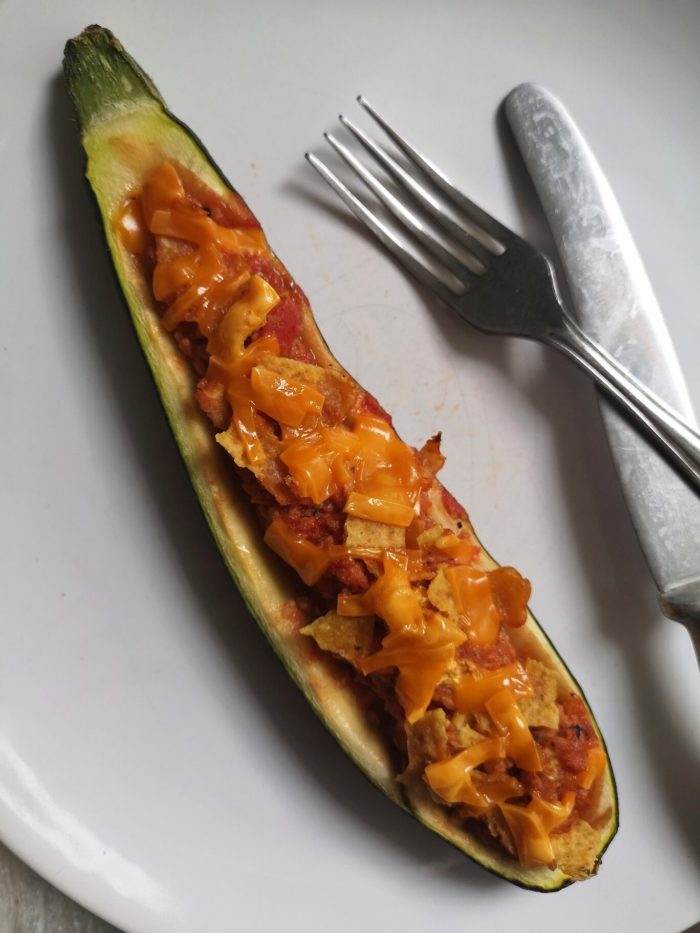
top-left (1, 2), bottom-right (699, 931)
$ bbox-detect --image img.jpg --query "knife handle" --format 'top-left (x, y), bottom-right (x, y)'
top-left (505, 82), bottom-right (700, 618)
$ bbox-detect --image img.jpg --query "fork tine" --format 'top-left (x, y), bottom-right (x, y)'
top-left (305, 152), bottom-right (464, 302)
top-left (339, 115), bottom-right (494, 264)
top-left (325, 131), bottom-right (482, 278)
top-left (357, 95), bottom-right (513, 249)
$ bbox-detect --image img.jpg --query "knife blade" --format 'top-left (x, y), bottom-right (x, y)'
top-left (504, 83), bottom-right (700, 650)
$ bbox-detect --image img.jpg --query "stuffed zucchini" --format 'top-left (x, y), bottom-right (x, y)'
top-left (63, 25), bottom-right (617, 890)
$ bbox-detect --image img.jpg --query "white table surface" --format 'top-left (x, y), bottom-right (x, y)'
top-left (1, 1), bottom-right (699, 932)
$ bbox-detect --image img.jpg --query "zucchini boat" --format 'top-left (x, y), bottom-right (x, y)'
top-left (63, 25), bottom-right (617, 890)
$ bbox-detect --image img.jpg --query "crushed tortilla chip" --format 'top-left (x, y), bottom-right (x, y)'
top-left (405, 708), bottom-right (450, 772)
top-left (215, 425), bottom-right (248, 470)
top-left (300, 611), bottom-right (374, 665)
top-left (451, 712), bottom-right (487, 750)
top-left (416, 434), bottom-right (445, 481)
top-left (344, 515), bottom-right (405, 550)
top-left (484, 807), bottom-right (517, 857)
top-left (215, 424), bottom-right (295, 504)
top-left (427, 565), bottom-right (458, 617)
top-left (551, 820), bottom-right (601, 880)
top-left (519, 659), bottom-right (560, 729)
top-left (471, 710), bottom-right (492, 735)
top-left (417, 525), bottom-right (444, 550)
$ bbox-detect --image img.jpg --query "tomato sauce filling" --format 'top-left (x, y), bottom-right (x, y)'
top-left (114, 161), bottom-right (608, 872)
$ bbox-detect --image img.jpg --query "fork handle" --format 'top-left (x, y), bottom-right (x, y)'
top-left (548, 325), bottom-right (700, 491)
top-left (659, 579), bottom-right (700, 665)
top-left (565, 314), bottom-right (700, 440)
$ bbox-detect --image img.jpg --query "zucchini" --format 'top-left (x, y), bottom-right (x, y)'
top-left (63, 25), bottom-right (617, 890)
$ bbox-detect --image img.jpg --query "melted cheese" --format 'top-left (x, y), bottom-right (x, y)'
top-left (320, 426), bottom-right (361, 485)
top-left (343, 555), bottom-right (466, 723)
top-left (204, 278), bottom-right (283, 463)
top-left (500, 793), bottom-right (576, 867)
top-left (250, 366), bottom-right (325, 427)
top-left (279, 437), bottom-right (335, 504)
top-left (332, 546), bottom-right (428, 581)
top-left (149, 207), bottom-right (266, 253)
top-left (139, 161), bottom-right (259, 249)
top-left (485, 687), bottom-right (542, 772)
top-left (128, 162), bottom-right (269, 334)
top-left (263, 519), bottom-right (331, 585)
top-left (162, 248), bottom-right (251, 333)
top-left (452, 663), bottom-right (532, 713)
top-left (228, 382), bottom-right (266, 464)
top-left (207, 276), bottom-right (280, 362)
top-left (360, 612), bottom-right (463, 725)
top-left (140, 160), bottom-right (186, 224)
top-left (113, 197), bottom-right (148, 254)
top-left (434, 531), bottom-right (477, 563)
top-left (344, 491), bottom-right (415, 527)
top-left (424, 737), bottom-right (511, 807)
top-left (577, 746), bottom-right (607, 789)
top-left (278, 411), bottom-right (421, 518)
top-left (279, 425), bottom-right (360, 504)
top-left (444, 565), bottom-right (502, 645)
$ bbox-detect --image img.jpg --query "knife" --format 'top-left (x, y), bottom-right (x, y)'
top-left (504, 83), bottom-right (700, 654)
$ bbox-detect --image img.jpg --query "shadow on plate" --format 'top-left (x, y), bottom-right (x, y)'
top-left (46, 74), bottom-right (499, 892)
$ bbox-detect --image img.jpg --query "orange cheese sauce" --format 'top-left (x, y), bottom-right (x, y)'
top-left (115, 160), bottom-right (607, 869)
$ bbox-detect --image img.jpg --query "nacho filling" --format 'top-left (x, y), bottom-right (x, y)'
top-left (115, 161), bottom-right (610, 877)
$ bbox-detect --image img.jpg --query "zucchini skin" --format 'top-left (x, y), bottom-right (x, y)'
top-left (63, 26), bottom-right (618, 890)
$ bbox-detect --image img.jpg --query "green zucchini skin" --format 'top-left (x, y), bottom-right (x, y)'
top-left (62, 26), bottom-right (618, 890)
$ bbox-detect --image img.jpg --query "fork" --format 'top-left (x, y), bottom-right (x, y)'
top-left (306, 96), bottom-right (700, 493)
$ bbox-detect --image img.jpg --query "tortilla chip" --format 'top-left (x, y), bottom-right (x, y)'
top-left (551, 820), bottom-right (601, 880)
top-left (519, 659), bottom-right (560, 729)
top-left (417, 525), bottom-right (444, 550)
top-left (427, 565), bottom-right (457, 617)
top-left (215, 425), bottom-right (248, 470)
top-left (484, 808), bottom-right (517, 857)
top-left (300, 611), bottom-right (375, 665)
top-left (405, 708), bottom-right (450, 772)
top-left (471, 711), bottom-right (492, 735)
top-left (344, 515), bottom-right (405, 550)
top-left (451, 712), bottom-right (487, 751)
top-left (215, 424), bottom-right (294, 504)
